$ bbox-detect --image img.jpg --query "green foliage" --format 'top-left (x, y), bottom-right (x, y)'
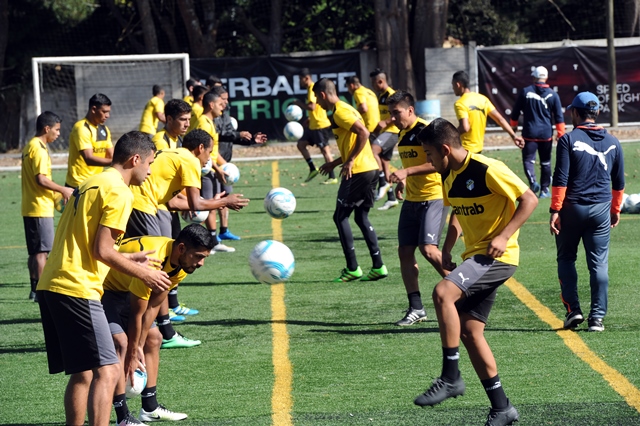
top-left (42, 0), bottom-right (99, 26)
top-left (448, 0), bottom-right (528, 46)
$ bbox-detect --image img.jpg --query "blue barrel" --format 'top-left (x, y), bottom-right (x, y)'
top-left (415, 99), bottom-right (441, 123)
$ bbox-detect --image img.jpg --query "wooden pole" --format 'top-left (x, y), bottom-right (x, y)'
top-left (607, 0), bottom-right (618, 127)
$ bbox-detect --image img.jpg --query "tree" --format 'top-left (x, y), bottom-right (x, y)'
top-left (411, 0), bottom-right (449, 99)
top-left (374, 0), bottom-right (415, 94)
top-left (622, 0), bottom-right (640, 36)
top-left (177, 0), bottom-right (218, 57)
top-left (235, 0), bottom-right (284, 55)
top-left (134, 0), bottom-right (159, 53)
top-left (0, 0), bottom-right (8, 86)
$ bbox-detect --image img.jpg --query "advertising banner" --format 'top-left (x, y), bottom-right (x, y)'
top-left (477, 45), bottom-right (640, 125)
top-left (190, 52), bottom-right (361, 141)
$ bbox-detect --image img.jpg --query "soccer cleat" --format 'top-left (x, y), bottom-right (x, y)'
top-left (171, 304), bottom-right (199, 316)
top-left (485, 401), bottom-right (519, 426)
top-left (218, 230), bottom-right (241, 240)
top-left (139, 404), bottom-right (188, 422)
top-left (161, 332), bottom-right (201, 349)
top-left (377, 200), bottom-right (399, 211)
top-left (414, 376), bottom-right (466, 407)
top-left (539, 189), bottom-right (550, 199)
top-left (563, 310), bottom-right (584, 329)
top-left (588, 317), bottom-right (604, 332)
top-left (360, 265), bottom-right (389, 281)
top-left (304, 169), bottom-right (319, 183)
top-left (332, 267), bottom-right (363, 282)
top-left (395, 307), bottom-right (427, 326)
top-left (167, 310), bottom-right (185, 323)
top-left (212, 243), bottom-right (236, 253)
top-left (531, 182), bottom-right (541, 194)
top-left (117, 412), bottom-right (149, 426)
top-left (29, 291), bottom-right (36, 301)
top-left (321, 177), bottom-right (339, 185)
top-left (376, 182), bottom-right (392, 201)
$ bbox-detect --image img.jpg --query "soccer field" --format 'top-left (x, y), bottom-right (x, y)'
top-left (2, 144), bottom-right (640, 425)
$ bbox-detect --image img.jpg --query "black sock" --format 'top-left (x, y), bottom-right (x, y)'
top-left (220, 226), bottom-right (228, 234)
top-left (141, 386), bottom-right (159, 412)
top-left (306, 158), bottom-right (316, 171)
top-left (481, 375), bottom-right (509, 409)
top-left (441, 347), bottom-right (460, 382)
top-left (378, 171), bottom-right (387, 187)
top-left (113, 393), bottom-right (128, 423)
top-left (210, 230), bottom-right (218, 244)
top-left (329, 170), bottom-right (336, 179)
top-left (30, 278), bottom-right (38, 293)
top-left (408, 291), bottom-right (423, 310)
top-left (387, 186), bottom-right (397, 202)
top-left (168, 289), bottom-right (179, 310)
top-left (156, 314), bottom-right (176, 340)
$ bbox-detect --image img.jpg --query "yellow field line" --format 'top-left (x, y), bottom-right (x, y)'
top-left (506, 278), bottom-right (640, 412)
top-left (270, 161), bottom-right (293, 426)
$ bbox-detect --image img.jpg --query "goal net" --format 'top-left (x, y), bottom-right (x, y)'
top-left (32, 54), bottom-right (189, 151)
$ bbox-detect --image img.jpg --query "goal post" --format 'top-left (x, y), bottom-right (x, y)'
top-left (32, 54), bottom-right (189, 150)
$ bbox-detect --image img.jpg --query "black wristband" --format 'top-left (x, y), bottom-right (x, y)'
top-left (549, 208), bottom-right (560, 214)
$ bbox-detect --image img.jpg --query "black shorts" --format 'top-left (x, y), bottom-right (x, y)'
top-left (126, 208), bottom-right (161, 238)
top-left (157, 209), bottom-right (181, 238)
top-left (302, 127), bottom-right (332, 149)
top-left (371, 132), bottom-right (398, 161)
top-left (37, 290), bottom-right (119, 374)
top-left (398, 200), bottom-right (447, 247)
top-left (23, 216), bottom-right (54, 255)
top-left (336, 169), bottom-right (378, 209)
top-left (445, 255), bottom-right (517, 323)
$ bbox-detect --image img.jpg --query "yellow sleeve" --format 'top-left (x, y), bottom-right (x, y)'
top-left (181, 155), bottom-right (202, 189)
top-left (307, 87), bottom-right (317, 105)
top-left (32, 146), bottom-right (50, 176)
top-left (454, 100), bottom-right (468, 121)
top-left (153, 133), bottom-right (169, 151)
top-left (485, 97), bottom-right (496, 115)
top-left (100, 188), bottom-right (133, 232)
top-left (154, 98), bottom-right (165, 114)
top-left (76, 125), bottom-right (94, 151)
top-left (334, 104), bottom-right (359, 131)
top-left (485, 160), bottom-right (528, 202)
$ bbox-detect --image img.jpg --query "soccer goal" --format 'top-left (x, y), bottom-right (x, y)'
top-left (32, 54), bottom-right (189, 150)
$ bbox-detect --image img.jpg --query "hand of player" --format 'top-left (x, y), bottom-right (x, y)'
top-left (341, 159), bottom-right (355, 180)
top-left (225, 193), bottom-right (250, 211)
top-left (254, 132), bottom-right (267, 144)
top-left (215, 169), bottom-right (228, 185)
top-left (127, 250), bottom-right (162, 269)
top-left (141, 269), bottom-right (171, 292)
top-left (550, 212), bottom-right (561, 235)
top-left (442, 251), bottom-right (456, 271)
top-left (487, 235), bottom-right (508, 259)
top-left (394, 181), bottom-right (404, 200)
top-left (60, 186), bottom-right (74, 202)
top-left (319, 161), bottom-right (336, 176)
top-left (610, 211), bottom-right (620, 228)
top-left (389, 169), bottom-right (407, 183)
top-left (513, 135), bottom-right (525, 149)
top-left (239, 131), bottom-right (252, 140)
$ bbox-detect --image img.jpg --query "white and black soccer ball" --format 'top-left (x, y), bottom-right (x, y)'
top-left (125, 369), bottom-right (147, 399)
top-left (201, 158), bottom-right (212, 176)
top-left (230, 116), bottom-right (238, 130)
top-left (248, 240), bottom-right (295, 284)
top-left (283, 121), bottom-right (304, 142)
top-left (181, 210), bottom-right (210, 223)
top-left (284, 104), bottom-right (303, 122)
top-left (624, 193), bottom-right (640, 214)
top-left (621, 193), bottom-right (630, 213)
top-left (222, 162), bottom-right (240, 185)
top-left (264, 187), bottom-right (296, 219)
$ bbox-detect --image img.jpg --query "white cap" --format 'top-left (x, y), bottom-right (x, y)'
top-left (532, 66), bottom-right (548, 79)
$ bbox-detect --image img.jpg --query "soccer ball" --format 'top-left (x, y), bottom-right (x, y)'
top-left (222, 162), bottom-right (240, 185)
top-left (201, 158), bottom-right (212, 176)
top-left (624, 193), bottom-right (640, 214)
top-left (54, 192), bottom-right (66, 213)
top-left (283, 121), bottom-right (304, 142)
top-left (125, 369), bottom-right (147, 399)
top-left (621, 193), bottom-right (630, 213)
top-left (284, 104), bottom-right (303, 122)
top-left (181, 209), bottom-right (210, 223)
top-left (249, 240), bottom-right (295, 284)
top-left (264, 187), bottom-right (296, 219)
top-left (230, 116), bottom-right (238, 130)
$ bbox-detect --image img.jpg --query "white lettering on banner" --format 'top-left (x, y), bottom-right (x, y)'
top-left (593, 82), bottom-right (640, 115)
top-left (271, 76), bottom-right (294, 96)
top-left (224, 73), bottom-right (357, 98)
top-left (228, 78), bottom-right (250, 97)
top-left (596, 84), bottom-right (631, 94)
top-left (251, 76), bottom-right (272, 97)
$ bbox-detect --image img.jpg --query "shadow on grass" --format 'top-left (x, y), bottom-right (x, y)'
top-left (186, 318), bottom-right (382, 328)
top-left (0, 317), bottom-right (41, 325)
top-left (180, 281), bottom-right (261, 287)
top-left (0, 345), bottom-right (45, 354)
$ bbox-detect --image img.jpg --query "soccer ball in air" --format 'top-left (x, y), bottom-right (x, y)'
top-left (181, 210), bottom-right (210, 224)
top-left (284, 104), bottom-right (303, 122)
top-left (249, 240), bottom-right (295, 284)
top-left (283, 121), bottom-right (304, 142)
top-left (125, 369), bottom-right (147, 399)
top-left (264, 187), bottom-right (296, 219)
top-left (624, 193), bottom-right (640, 214)
top-left (230, 116), bottom-right (238, 130)
top-left (222, 162), bottom-right (240, 185)
top-left (201, 158), bottom-right (212, 176)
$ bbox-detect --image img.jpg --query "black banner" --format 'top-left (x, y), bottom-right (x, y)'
top-left (190, 52), bottom-right (361, 141)
top-left (477, 45), bottom-right (640, 125)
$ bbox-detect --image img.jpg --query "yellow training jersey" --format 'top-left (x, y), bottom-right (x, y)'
top-left (442, 153), bottom-right (528, 266)
top-left (454, 92), bottom-right (495, 154)
top-left (307, 83), bottom-right (331, 130)
top-left (153, 130), bottom-right (182, 151)
top-left (187, 103), bottom-right (204, 133)
top-left (353, 86), bottom-right (380, 133)
top-left (397, 118), bottom-right (442, 202)
top-left (139, 96), bottom-right (165, 135)
top-left (378, 87), bottom-right (400, 134)
top-left (21, 137), bottom-right (54, 217)
top-left (66, 118), bottom-right (112, 188)
top-left (183, 94), bottom-right (194, 106)
top-left (37, 168), bottom-right (133, 300)
top-left (330, 100), bottom-right (378, 175)
top-left (131, 148), bottom-right (201, 215)
top-left (104, 236), bottom-right (185, 300)
top-left (195, 114), bottom-right (219, 164)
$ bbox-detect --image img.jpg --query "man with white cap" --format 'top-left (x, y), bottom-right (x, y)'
top-left (510, 66), bottom-right (565, 198)
top-left (550, 92), bottom-right (625, 332)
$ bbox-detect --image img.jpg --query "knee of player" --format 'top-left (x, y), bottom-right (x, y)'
top-left (431, 280), bottom-right (456, 306)
top-left (145, 328), bottom-right (163, 352)
top-left (112, 332), bottom-right (128, 357)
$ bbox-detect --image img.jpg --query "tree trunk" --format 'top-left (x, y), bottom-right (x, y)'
top-left (149, 0), bottom-right (181, 52)
top-left (412, 0), bottom-right (449, 99)
top-left (0, 0), bottom-right (8, 86)
top-left (177, 0), bottom-right (209, 57)
top-left (374, 0), bottom-right (415, 94)
top-left (134, 0), bottom-right (159, 53)
top-left (237, 0), bottom-right (284, 55)
top-left (101, 0), bottom-right (145, 53)
top-left (622, 0), bottom-right (640, 36)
